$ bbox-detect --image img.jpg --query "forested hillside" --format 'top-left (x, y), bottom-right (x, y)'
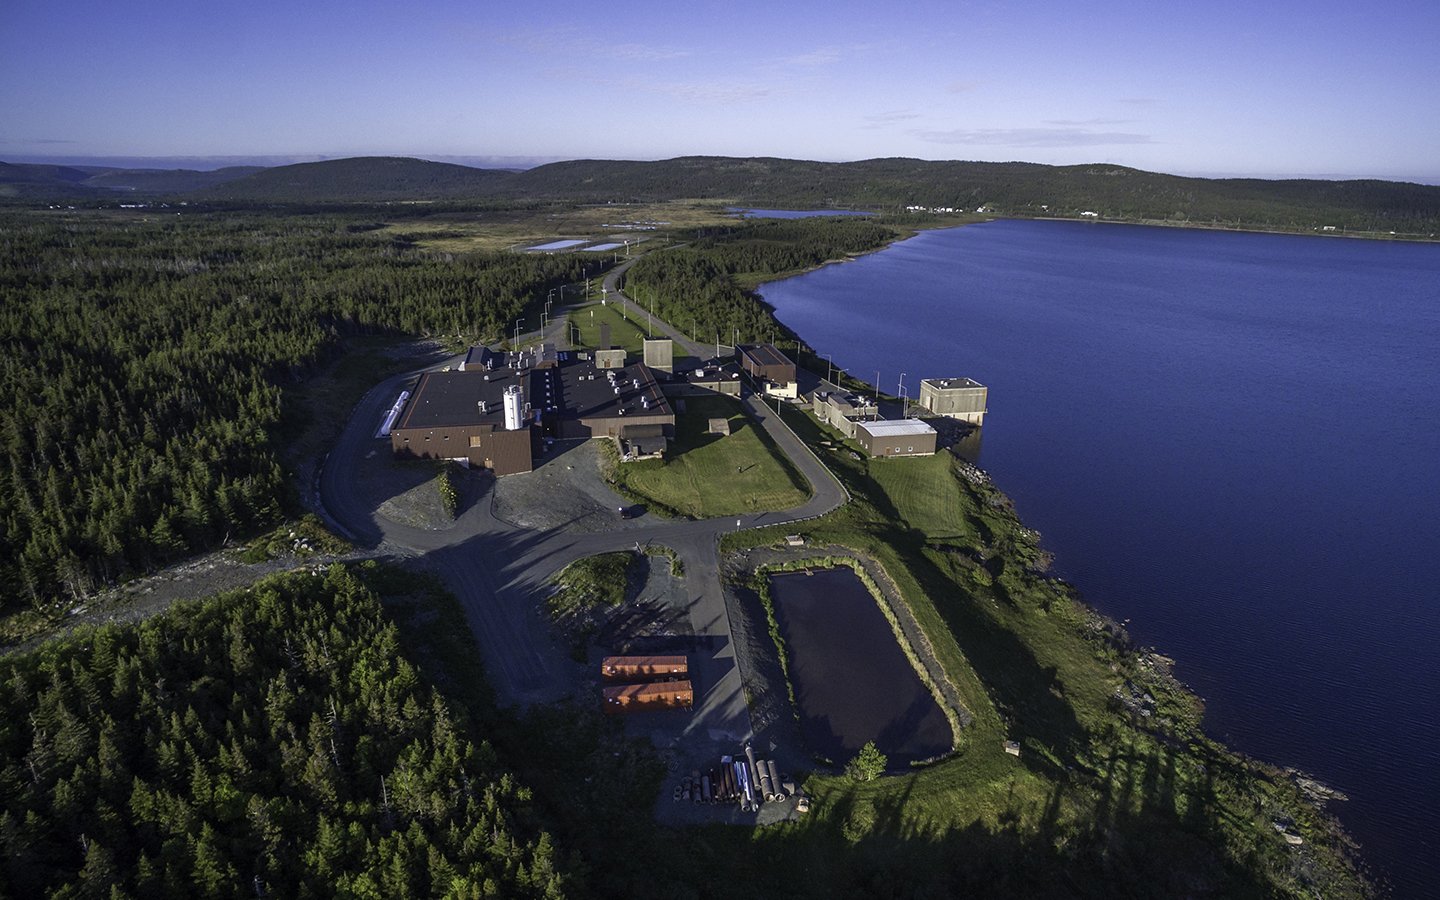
top-left (0, 564), bottom-right (566, 897)
top-left (0, 212), bottom-right (597, 613)
top-left (12, 155), bottom-right (1438, 234)
top-left (622, 218), bottom-right (897, 345)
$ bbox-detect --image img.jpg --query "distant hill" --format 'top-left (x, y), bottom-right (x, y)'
top-left (202, 156), bottom-right (515, 201)
top-left (5, 153), bottom-right (1439, 232)
top-left (504, 156), bottom-right (1440, 232)
top-left (0, 162), bottom-right (97, 198)
top-left (81, 165), bottom-right (264, 193)
top-left (0, 161), bottom-right (261, 198)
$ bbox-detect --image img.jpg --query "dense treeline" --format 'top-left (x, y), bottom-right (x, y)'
top-left (0, 212), bottom-right (601, 613)
top-left (622, 218), bottom-right (895, 346)
top-left (0, 564), bottom-right (565, 898)
top-left (13, 156), bottom-right (1436, 234)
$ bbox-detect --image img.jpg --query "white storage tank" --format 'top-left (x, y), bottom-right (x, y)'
top-left (503, 384), bottom-right (524, 431)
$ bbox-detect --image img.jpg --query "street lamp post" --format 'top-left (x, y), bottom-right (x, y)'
top-left (822, 353), bottom-right (834, 386)
top-left (899, 372), bottom-right (908, 418)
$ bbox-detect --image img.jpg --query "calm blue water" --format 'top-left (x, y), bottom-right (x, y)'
top-left (760, 220), bottom-right (1440, 895)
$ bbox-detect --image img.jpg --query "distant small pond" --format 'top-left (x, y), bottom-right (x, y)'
top-left (729, 208), bottom-right (875, 219)
top-left (769, 567), bottom-right (951, 767)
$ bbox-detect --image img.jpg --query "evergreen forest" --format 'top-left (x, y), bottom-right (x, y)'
top-left (621, 218), bottom-right (896, 346)
top-left (0, 212), bottom-right (598, 614)
top-left (0, 564), bottom-right (565, 898)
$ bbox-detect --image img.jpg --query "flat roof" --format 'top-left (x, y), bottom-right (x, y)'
top-left (739, 343), bottom-right (792, 368)
top-left (857, 419), bottom-right (937, 438)
top-left (397, 352), bottom-right (672, 431)
top-left (683, 360), bottom-right (743, 383)
top-left (397, 370), bottom-right (517, 430)
top-left (550, 359), bottom-right (673, 422)
top-left (922, 377), bottom-right (986, 390)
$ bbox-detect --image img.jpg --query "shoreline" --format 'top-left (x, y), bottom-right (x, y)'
top-left (741, 230), bottom-right (1371, 890)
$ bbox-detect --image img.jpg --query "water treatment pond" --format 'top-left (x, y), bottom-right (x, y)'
top-left (768, 567), bottom-right (951, 767)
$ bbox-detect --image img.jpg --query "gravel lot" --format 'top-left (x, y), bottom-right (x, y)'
top-left (492, 439), bottom-right (656, 533)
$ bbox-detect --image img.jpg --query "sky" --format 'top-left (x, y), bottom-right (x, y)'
top-left (3, 0), bottom-right (1438, 181)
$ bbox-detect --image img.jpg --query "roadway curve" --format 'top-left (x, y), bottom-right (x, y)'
top-left (319, 273), bottom-right (846, 743)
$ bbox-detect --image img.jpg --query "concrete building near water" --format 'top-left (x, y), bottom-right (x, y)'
top-left (854, 419), bottom-right (938, 458)
top-left (918, 377), bottom-right (988, 426)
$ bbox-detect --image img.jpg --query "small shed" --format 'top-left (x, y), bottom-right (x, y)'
top-left (601, 680), bottom-right (694, 714)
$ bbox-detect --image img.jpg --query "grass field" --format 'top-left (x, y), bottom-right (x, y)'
top-left (379, 200), bottom-right (740, 254)
top-left (704, 399), bottom-right (1368, 897)
top-left (608, 396), bottom-right (811, 518)
top-left (567, 300), bottom-right (652, 353)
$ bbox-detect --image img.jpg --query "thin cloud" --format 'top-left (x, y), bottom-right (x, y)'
top-left (862, 110), bottom-right (922, 130)
top-left (497, 28), bottom-right (689, 63)
top-left (1043, 117), bottom-right (1134, 127)
top-left (632, 78), bottom-right (774, 105)
top-left (784, 47), bottom-right (843, 67)
top-left (912, 127), bottom-right (1155, 147)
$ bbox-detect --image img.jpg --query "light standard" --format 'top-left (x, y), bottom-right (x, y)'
top-left (514, 318), bottom-right (524, 349)
top-left (822, 353), bottom-right (834, 387)
top-left (899, 372), bottom-right (908, 418)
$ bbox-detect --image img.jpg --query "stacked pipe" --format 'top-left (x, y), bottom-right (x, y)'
top-left (757, 759), bottom-right (776, 801)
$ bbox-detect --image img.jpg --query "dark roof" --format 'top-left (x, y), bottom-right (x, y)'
top-left (740, 344), bottom-right (791, 368)
top-left (548, 358), bottom-right (673, 422)
top-left (396, 370), bottom-right (518, 430)
top-left (396, 352), bottom-right (673, 432)
top-left (682, 359), bottom-right (743, 383)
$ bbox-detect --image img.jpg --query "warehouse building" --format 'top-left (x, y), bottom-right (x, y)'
top-left (663, 359), bottom-right (744, 398)
top-left (812, 391), bottom-right (879, 439)
top-left (390, 345), bottom-right (674, 475)
top-left (854, 419), bottom-right (938, 458)
top-left (737, 344), bottom-right (798, 399)
top-left (918, 377), bottom-right (988, 426)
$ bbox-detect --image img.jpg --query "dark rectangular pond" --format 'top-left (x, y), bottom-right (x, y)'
top-left (769, 567), bottom-right (952, 767)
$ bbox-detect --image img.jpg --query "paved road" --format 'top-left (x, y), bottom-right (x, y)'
top-left (319, 266), bottom-right (847, 743)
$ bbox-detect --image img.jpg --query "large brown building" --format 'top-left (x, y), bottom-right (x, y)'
top-left (737, 344), bottom-right (798, 399)
top-left (390, 346), bottom-right (675, 475)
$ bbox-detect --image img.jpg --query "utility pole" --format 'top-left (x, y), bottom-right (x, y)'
top-left (899, 373), bottom-right (907, 418)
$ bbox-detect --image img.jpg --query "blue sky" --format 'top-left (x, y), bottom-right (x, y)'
top-left (4, 0), bottom-right (1438, 180)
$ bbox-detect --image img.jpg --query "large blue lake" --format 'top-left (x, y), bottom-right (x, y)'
top-left (760, 219), bottom-right (1440, 895)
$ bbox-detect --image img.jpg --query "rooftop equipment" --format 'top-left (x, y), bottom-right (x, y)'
top-left (503, 384), bottom-right (524, 431)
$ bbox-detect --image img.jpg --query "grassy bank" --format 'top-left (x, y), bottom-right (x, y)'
top-left (604, 395), bottom-right (811, 518)
top-left (711, 399), bottom-right (1368, 897)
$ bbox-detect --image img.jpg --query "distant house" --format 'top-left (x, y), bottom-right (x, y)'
top-left (737, 344), bottom-right (798, 399)
top-left (853, 419), bottom-right (937, 458)
top-left (1080, 211), bottom-right (1099, 218)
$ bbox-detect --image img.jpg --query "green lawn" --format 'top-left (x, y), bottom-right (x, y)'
top-left (567, 300), bottom-right (652, 353)
top-left (608, 395), bottom-right (811, 517)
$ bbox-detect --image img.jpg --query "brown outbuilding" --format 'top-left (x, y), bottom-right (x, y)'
top-left (601, 680), bottom-right (694, 713)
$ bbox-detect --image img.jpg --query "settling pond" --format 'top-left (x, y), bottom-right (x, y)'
top-left (769, 567), bottom-right (951, 767)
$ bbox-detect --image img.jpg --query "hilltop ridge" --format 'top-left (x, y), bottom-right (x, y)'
top-left (5, 154), bottom-right (1439, 233)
